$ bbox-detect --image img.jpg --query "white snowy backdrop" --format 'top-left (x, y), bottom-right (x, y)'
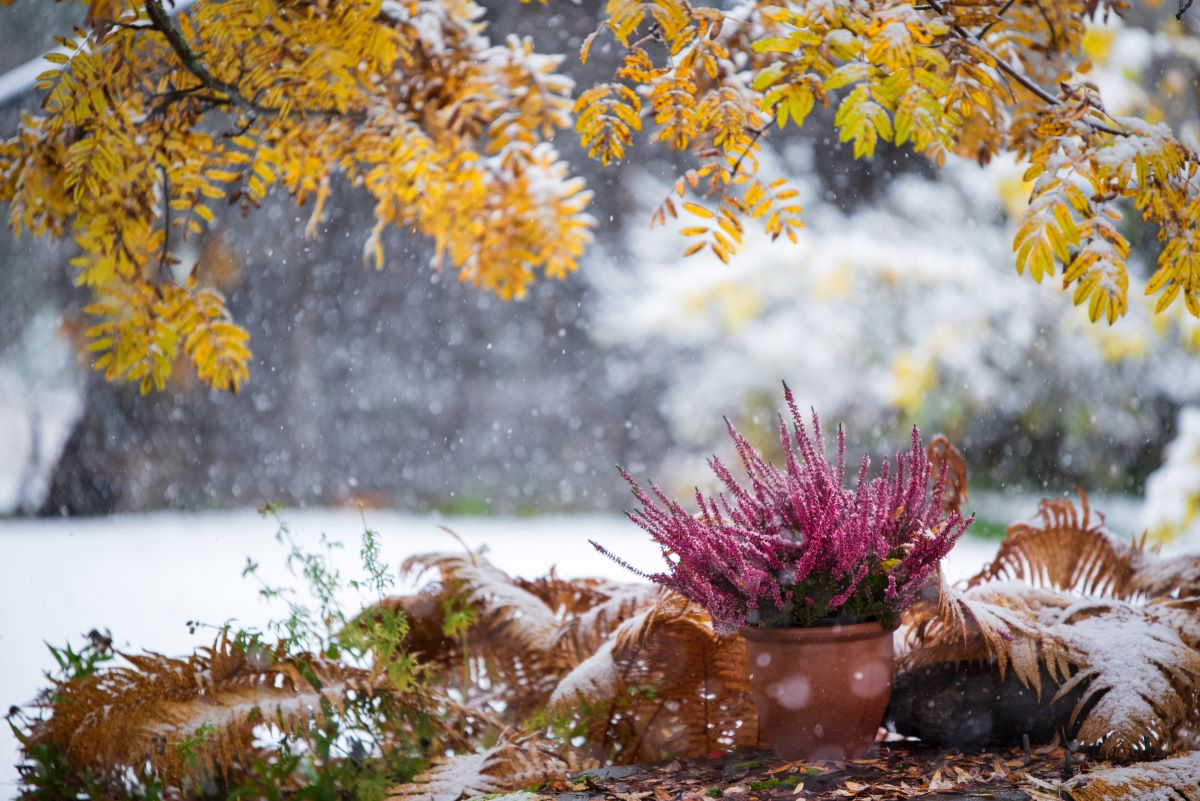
top-left (3, 3), bottom-right (1200, 795)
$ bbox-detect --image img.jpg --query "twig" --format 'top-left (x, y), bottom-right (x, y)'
top-left (1031, 0), bottom-right (1060, 51)
top-left (924, 0), bottom-right (1125, 137)
top-left (978, 0), bottom-right (1019, 37)
top-left (143, 0), bottom-right (261, 116)
top-left (1180, 0), bottom-right (1195, 21)
top-left (158, 162), bottom-right (171, 279)
top-left (147, 84), bottom-right (225, 118)
top-left (731, 125), bottom-right (766, 179)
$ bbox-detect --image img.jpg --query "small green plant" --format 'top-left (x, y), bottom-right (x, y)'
top-left (748, 775), bottom-right (802, 791)
top-left (706, 787), bottom-right (723, 797)
top-left (10, 505), bottom-right (448, 801)
top-left (440, 584), bottom-right (477, 698)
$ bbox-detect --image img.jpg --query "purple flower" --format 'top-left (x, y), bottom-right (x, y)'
top-left (593, 384), bottom-right (972, 631)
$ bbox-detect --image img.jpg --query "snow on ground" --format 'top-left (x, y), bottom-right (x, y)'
top-left (0, 504), bottom-right (1132, 791)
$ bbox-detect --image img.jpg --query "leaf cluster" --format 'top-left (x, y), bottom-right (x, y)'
top-left (576, 0), bottom-right (1200, 325)
top-left (0, 0), bottom-right (593, 393)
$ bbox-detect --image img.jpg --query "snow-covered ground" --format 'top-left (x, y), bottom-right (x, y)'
top-left (0, 501), bottom-right (1170, 791)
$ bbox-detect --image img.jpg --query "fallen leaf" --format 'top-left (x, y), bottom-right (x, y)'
top-left (927, 767), bottom-right (956, 792)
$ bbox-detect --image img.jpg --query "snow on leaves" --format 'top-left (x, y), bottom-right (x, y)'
top-left (903, 492), bottom-right (1200, 760)
top-left (576, 0), bottom-right (1200, 325)
top-left (0, 0), bottom-right (593, 393)
top-left (387, 736), bottom-right (567, 801)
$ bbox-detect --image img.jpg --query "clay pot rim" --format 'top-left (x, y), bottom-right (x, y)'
top-left (741, 620), bottom-right (890, 643)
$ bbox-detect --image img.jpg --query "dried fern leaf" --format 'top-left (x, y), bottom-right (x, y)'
top-left (1051, 601), bottom-right (1200, 759)
top-left (547, 581), bottom-right (660, 665)
top-left (387, 735), bottom-right (566, 801)
top-left (969, 491), bottom-right (1147, 599)
top-left (1064, 749), bottom-right (1200, 801)
top-left (402, 551), bottom-right (562, 653)
top-left (549, 606), bottom-right (651, 709)
top-left (927, 434), bottom-right (968, 516)
top-left (514, 571), bottom-right (621, 614)
top-left (1146, 597), bottom-right (1200, 651)
top-left (1134, 556), bottom-right (1200, 599)
top-left (549, 590), bottom-right (762, 764)
top-left (401, 551), bottom-right (567, 714)
top-left (27, 633), bottom-right (388, 783)
top-left (900, 571), bottom-right (1072, 694)
top-left (905, 565), bottom-right (1200, 757)
top-left (396, 552), bottom-right (658, 719)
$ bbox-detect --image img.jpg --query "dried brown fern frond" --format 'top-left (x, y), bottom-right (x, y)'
top-left (1146, 597), bottom-right (1200, 652)
top-left (1052, 600), bottom-right (1200, 759)
top-left (402, 551), bottom-right (563, 655)
top-left (26, 631), bottom-right (431, 785)
top-left (401, 550), bottom-right (566, 715)
top-left (386, 733), bottom-right (566, 801)
top-left (393, 551), bottom-right (657, 719)
top-left (546, 581), bottom-right (660, 666)
top-left (1133, 555), bottom-right (1200, 599)
top-left (902, 492), bottom-right (1200, 758)
top-left (548, 590), bottom-right (763, 764)
top-left (968, 491), bottom-right (1147, 599)
top-left (1063, 748), bottom-right (1200, 801)
top-left (514, 571), bottom-right (622, 615)
top-left (512, 569), bottom-right (660, 664)
top-left (900, 570), bottom-right (1073, 694)
top-left (927, 434), bottom-right (968, 516)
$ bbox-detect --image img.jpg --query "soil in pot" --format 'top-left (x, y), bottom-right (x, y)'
top-left (743, 621), bottom-right (893, 761)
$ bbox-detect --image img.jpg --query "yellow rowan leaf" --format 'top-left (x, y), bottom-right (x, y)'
top-left (580, 29), bottom-right (600, 65)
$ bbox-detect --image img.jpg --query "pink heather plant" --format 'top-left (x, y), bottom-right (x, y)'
top-left (593, 385), bottom-right (972, 634)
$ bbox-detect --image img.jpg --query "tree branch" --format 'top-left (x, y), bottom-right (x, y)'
top-left (978, 0), bottom-right (1018, 38)
top-left (924, 0), bottom-right (1125, 137)
top-left (143, 0), bottom-right (261, 116)
top-left (158, 162), bottom-right (172, 280)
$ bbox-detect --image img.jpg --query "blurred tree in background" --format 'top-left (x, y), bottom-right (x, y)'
top-left (1, 0), bottom-right (1200, 527)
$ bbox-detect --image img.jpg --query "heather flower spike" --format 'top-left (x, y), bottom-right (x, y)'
top-left (594, 385), bottom-right (972, 632)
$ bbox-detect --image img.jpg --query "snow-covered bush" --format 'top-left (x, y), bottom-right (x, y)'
top-left (595, 149), bottom-right (1200, 493)
top-left (590, 15), bottom-right (1200, 500)
top-left (1141, 407), bottom-right (1200, 543)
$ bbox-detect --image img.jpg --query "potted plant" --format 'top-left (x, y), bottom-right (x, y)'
top-left (593, 386), bottom-right (971, 761)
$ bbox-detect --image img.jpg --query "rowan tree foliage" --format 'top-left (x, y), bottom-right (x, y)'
top-left (576, 0), bottom-right (1200, 325)
top-left (0, 0), bottom-right (594, 393)
top-left (2, 0), bottom-right (1200, 394)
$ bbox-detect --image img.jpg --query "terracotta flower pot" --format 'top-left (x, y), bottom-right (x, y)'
top-left (743, 621), bottom-right (893, 761)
